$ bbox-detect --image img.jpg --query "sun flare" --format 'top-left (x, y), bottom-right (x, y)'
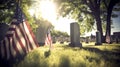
top-left (28, 0), bottom-right (74, 35)
top-left (29, 0), bottom-right (57, 25)
top-left (39, 0), bottom-right (57, 21)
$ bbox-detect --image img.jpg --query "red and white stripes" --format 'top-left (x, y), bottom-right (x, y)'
top-left (0, 21), bottom-right (39, 60)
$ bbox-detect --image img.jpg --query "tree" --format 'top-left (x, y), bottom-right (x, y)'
top-left (103, 0), bottom-right (120, 43)
top-left (0, 0), bottom-right (15, 23)
top-left (51, 30), bottom-right (69, 37)
top-left (55, 0), bottom-right (104, 44)
top-left (55, 0), bottom-right (95, 35)
top-left (34, 17), bottom-right (54, 44)
top-left (0, 0), bottom-right (38, 31)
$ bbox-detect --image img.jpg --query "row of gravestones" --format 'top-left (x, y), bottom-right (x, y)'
top-left (0, 22), bottom-right (118, 48)
top-left (0, 22), bottom-right (109, 47)
top-left (69, 22), bottom-right (102, 47)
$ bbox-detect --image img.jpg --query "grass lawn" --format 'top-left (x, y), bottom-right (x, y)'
top-left (14, 42), bottom-right (120, 67)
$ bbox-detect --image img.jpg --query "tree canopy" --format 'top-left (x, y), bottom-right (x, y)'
top-left (51, 30), bottom-right (69, 37)
top-left (55, 0), bottom-right (120, 43)
top-left (0, 0), bottom-right (35, 24)
top-left (55, 0), bottom-right (96, 35)
top-left (55, 0), bottom-right (103, 42)
top-left (0, 0), bottom-right (54, 32)
top-left (103, 0), bottom-right (120, 37)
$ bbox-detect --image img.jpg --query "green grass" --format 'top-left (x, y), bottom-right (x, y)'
top-left (14, 42), bottom-right (120, 67)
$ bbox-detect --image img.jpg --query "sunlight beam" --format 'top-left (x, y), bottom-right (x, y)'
top-left (39, 0), bottom-right (57, 22)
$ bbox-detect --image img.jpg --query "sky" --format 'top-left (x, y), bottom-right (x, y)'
top-left (54, 13), bottom-right (120, 36)
top-left (53, 17), bottom-right (75, 35)
top-left (111, 12), bottom-right (120, 35)
top-left (29, 0), bottom-right (120, 36)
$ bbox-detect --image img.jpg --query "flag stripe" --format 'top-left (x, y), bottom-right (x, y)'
top-left (0, 5), bottom-right (39, 60)
top-left (10, 37), bottom-right (16, 58)
top-left (1, 40), bottom-right (5, 58)
top-left (23, 22), bottom-right (33, 50)
top-left (25, 22), bottom-right (38, 47)
top-left (4, 37), bottom-right (10, 60)
top-left (12, 35), bottom-right (20, 57)
top-left (4, 39), bottom-right (7, 59)
top-left (19, 23), bottom-right (29, 53)
top-left (45, 29), bottom-right (52, 47)
top-left (23, 21), bottom-right (38, 49)
top-left (0, 21), bottom-right (39, 60)
top-left (15, 25), bottom-right (27, 54)
top-left (7, 24), bottom-right (16, 35)
top-left (13, 31), bottom-right (25, 55)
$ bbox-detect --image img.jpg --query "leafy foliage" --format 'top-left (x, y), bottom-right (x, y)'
top-left (51, 30), bottom-right (69, 37)
top-left (0, 0), bottom-right (38, 31)
top-left (103, 0), bottom-right (120, 41)
top-left (0, 0), bottom-right (15, 23)
top-left (55, 0), bottom-right (120, 40)
top-left (0, 8), bottom-right (14, 23)
top-left (54, 0), bottom-right (102, 35)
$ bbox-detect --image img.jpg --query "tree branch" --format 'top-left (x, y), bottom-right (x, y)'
top-left (79, 8), bottom-right (93, 15)
top-left (82, 0), bottom-right (87, 4)
top-left (87, 0), bottom-right (95, 12)
top-left (103, 0), bottom-right (108, 9)
top-left (97, 0), bottom-right (101, 6)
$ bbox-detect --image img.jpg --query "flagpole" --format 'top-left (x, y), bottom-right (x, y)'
top-left (49, 29), bottom-right (52, 50)
top-left (45, 28), bottom-right (53, 50)
top-left (17, 0), bottom-right (20, 6)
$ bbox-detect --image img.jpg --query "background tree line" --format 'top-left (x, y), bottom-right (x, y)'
top-left (54, 0), bottom-right (120, 43)
top-left (0, 0), bottom-right (120, 43)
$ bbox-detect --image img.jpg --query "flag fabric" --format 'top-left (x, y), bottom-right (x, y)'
top-left (45, 29), bottom-right (53, 49)
top-left (0, 4), bottom-right (39, 60)
top-left (106, 32), bottom-right (111, 43)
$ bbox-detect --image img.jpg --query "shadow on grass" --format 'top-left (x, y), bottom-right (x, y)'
top-left (44, 50), bottom-right (51, 58)
top-left (59, 44), bottom-right (120, 66)
top-left (58, 44), bottom-right (71, 49)
top-left (82, 46), bottom-right (120, 65)
top-left (10, 50), bottom-right (49, 67)
top-left (59, 55), bottom-right (70, 67)
top-left (0, 54), bottom-right (27, 67)
top-left (59, 55), bottom-right (87, 67)
top-left (23, 50), bottom-right (49, 67)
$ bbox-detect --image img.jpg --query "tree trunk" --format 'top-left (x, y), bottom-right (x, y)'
top-left (105, 0), bottom-right (120, 43)
top-left (105, 5), bottom-right (113, 43)
top-left (94, 13), bottom-right (103, 44)
top-left (93, 3), bottom-right (103, 44)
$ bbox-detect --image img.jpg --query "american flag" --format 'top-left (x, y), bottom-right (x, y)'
top-left (0, 4), bottom-right (39, 60)
top-left (45, 29), bottom-right (53, 48)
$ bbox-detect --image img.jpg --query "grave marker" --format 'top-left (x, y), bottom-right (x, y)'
top-left (95, 31), bottom-right (102, 45)
top-left (69, 22), bottom-right (82, 47)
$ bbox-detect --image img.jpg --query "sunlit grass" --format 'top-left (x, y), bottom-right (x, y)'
top-left (14, 43), bottom-right (120, 67)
